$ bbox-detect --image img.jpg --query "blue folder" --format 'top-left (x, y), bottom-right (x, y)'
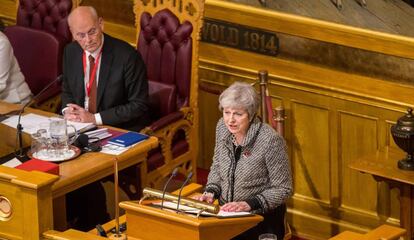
top-left (108, 131), bottom-right (149, 147)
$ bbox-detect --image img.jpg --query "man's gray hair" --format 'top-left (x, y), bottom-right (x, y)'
top-left (219, 81), bottom-right (259, 120)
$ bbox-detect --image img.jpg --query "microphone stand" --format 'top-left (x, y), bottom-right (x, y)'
top-left (16, 75), bottom-right (62, 158)
top-left (110, 157), bottom-right (126, 240)
top-left (176, 172), bottom-right (193, 212)
top-left (161, 167), bottom-right (179, 209)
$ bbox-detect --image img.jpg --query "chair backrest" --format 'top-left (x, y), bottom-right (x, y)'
top-left (4, 26), bottom-right (65, 103)
top-left (134, 0), bottom-right (204, 114)
top-left (16, 0), bottom-right (72, 42)
top-left (258, 70), bottom-right (286, 137)
top-left (148, 80), bottom-right (177, 120)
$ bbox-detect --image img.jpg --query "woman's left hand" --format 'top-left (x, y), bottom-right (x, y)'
top-left (221, 201), bottom-right (251, 212)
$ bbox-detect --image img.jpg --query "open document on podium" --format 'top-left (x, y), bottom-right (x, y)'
top-left (152, 201), bottom-right (253, 218)
top-left (1, 113), bottom-right (95, 135)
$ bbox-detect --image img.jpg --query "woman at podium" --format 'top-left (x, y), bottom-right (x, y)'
top-left (196, 82), bottom-right (293, 240)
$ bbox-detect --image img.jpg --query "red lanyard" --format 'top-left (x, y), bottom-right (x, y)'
top-left (82, 51), bottom-right (102, 97)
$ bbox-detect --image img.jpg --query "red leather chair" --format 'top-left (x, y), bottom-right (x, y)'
top-left (16, 0), bottom-right (72, 43)
top-left (134, 0), bottom-right (205, 189)
top-left (4, 26), bottom-right (66, 107)
top-left (6, 0), bottom-right (72, 112)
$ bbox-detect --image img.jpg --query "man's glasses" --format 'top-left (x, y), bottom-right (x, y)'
top-left (75, 27), bottom-right (99, 41)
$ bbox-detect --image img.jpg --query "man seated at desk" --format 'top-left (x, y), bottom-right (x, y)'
top-left (61, 6), bottom-right (150, 231)
top-left (61, 7), bottom-right (150, 131)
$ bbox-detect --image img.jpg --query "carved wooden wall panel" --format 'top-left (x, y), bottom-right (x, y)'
top-left (291, 102), bottom-right (331, 203)
top-left (339, 112), bottom-right (378, 220)
top-left (198, 88), bottom-right (221, 168)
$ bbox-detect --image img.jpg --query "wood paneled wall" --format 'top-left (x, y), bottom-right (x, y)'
top-left (2, 0), bottom-right (414, 239)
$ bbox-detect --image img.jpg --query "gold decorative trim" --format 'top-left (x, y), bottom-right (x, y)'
top-left (0, 196), bottom-right (12, 221)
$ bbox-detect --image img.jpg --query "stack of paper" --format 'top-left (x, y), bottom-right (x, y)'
top-left (152, 201), bottom-right (253, 218)
top-left (84, 128), bottom-right (112, 143)
top-left (66, 119), bottom-right (96, 134)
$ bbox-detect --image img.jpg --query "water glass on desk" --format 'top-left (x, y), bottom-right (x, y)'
top-left (30, 132), bottom-right (42, 154)
top-left (258, 233), bottom-right (277, 240)
top-left (32, 131), bottom-right (51, 158)
top-left (49, 118), bottom-right (77, 156)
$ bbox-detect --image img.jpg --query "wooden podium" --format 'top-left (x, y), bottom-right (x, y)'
top-left (119, 192), bottom-right (263, 240)
top-left (41, 183), bottom-right (263, 239)
top-left (0, 165), bottom-right (59, 240)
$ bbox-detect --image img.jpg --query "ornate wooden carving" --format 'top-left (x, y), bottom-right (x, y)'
top-left (134, 0), bottom-right (205, 188)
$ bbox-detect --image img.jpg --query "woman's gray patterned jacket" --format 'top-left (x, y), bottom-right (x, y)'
top-left (205, 117), bottom-right (293, 214)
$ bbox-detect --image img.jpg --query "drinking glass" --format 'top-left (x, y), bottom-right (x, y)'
top-left (45, 138), bottom-right (57, 159)
top-left (49, 118), bottom-right (77, 157)
top-left (32, 130), bottom-right (50, 159)
top-left (258, 233), bottom-right (277, 240)
top-left (30, 132), bottom-right (41, 155)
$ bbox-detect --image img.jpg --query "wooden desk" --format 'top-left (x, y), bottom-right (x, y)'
top-left (349, 147), bottom-right (414, 240)
top-left (0, 102), bottom-right (159, 230)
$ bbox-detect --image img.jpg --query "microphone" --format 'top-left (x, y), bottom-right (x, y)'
top-left (73, 133), bottom-right (102, 152)
top-left (160, 167), bottom-right (179, 209)
top-left (16, 74), bottom-right (63, 158)
top-left (176, 171), bottom-right (193, 212)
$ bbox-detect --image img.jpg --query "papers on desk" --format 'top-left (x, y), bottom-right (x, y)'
top-left (195, 209), bottom-right (252, 218)
top-left (100, 143), bottom-right (136, 155)
top-left (1, 158), bottom-right (22, 168)
top-left (100, 131), bottom-right (149, 155)
top-left (84, 128), bottom-right (112, 143)
top-left (1, 113), bottom-right (95, 135)
top-left (152, 201), bottom-right (253, 218)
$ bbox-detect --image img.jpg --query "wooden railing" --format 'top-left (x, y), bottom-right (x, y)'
top-left (329, 224), bottom-right (406, 240)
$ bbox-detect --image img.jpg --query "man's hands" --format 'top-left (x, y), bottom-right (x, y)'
top-left (221, 201), bottom-right (251, 212)
top-left (63, 104), bottom-right (96, 124)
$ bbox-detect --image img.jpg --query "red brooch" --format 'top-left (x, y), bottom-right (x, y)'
top-left (243, 151), bottom-right (251, 158)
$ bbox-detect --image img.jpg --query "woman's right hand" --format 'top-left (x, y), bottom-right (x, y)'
top-left (192, 192), bottom-right (214, 203)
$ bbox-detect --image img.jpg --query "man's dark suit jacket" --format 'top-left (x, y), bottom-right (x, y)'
top-left (61, 34), bottom-right (150, 131)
